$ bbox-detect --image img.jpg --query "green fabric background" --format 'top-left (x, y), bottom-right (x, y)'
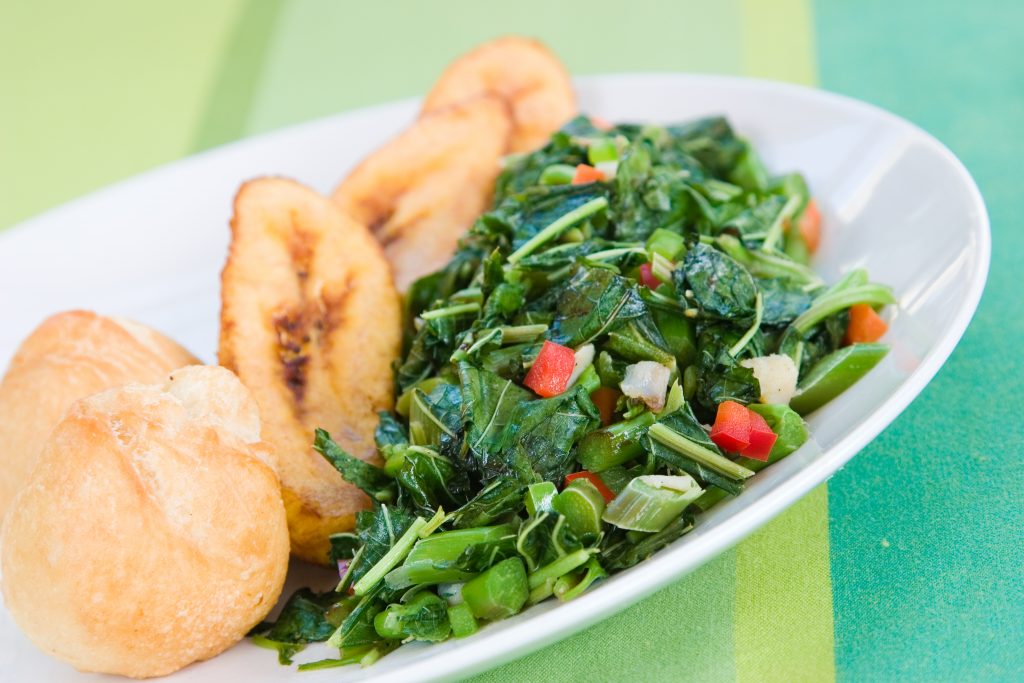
top-left (1, 1), bottom-right (1020, 680)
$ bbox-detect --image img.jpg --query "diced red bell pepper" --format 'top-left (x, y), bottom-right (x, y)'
top-left (523, 341), bottom-right (576, 397)
top-left (709, 400), bottom-right (751, 453)
top-left (565, 471), bottom-right (616, 503)
top-left (638, 262), bottom-right (661, 290)
top-left (590, 386), bottom-right (620, 426)
top-left (798, 200), bottom-right (821, 253)
top-left (743, 410), bottom-right (778, 461)
top-left (844, 303), bottom-right (888, 345)
top-left (571, 163), bottom-right (606, 185)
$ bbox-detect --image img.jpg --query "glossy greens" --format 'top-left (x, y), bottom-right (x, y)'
top-left (254, 114), bottom-right (893, 667)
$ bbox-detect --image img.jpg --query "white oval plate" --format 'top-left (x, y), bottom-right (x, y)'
top-left (0, 74), bottom-right (988, 682)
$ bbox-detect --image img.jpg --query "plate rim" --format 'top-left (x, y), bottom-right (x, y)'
top-left (0, 73), bottom-right (990, 682)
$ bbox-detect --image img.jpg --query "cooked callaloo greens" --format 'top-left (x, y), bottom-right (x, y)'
top-left (251, 115), bottom-right (894, 668)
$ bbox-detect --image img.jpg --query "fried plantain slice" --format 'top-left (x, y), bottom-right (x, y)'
top-left (332, 96), bottom-right (512, 292)
top-left (219, 177), bottom-right (401, 565)
top-left (421, 36), bottom-right (576, 153)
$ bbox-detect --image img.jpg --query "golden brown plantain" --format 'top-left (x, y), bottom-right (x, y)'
top-left (421, 36), bottom-right (576, 153)
top-left (332, 96), bottom-right (512, 292)
top-left (219, 177), bottom-right (401, 565)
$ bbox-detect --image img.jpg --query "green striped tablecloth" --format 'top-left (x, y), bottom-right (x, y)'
top-left (2, 1), bottom-right (1020, 680)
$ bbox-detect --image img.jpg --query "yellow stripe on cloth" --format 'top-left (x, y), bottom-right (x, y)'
top-left (735, 2), bottom-right (836, 681)
top-left (0, 0), bottom-right (244, 229)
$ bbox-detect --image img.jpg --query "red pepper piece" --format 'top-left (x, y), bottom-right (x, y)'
top-left (798, 199), bottom-right (821, 253)
top-left (523, 340), bottom-right (576, 398)
top-left (565, 471), bottom-right (616, 503)
top-left (571, 163), bottom-right (606, 185)
top-left (709, 400), bottom-right (751, 453)
top-left (590, 386), bottom-right (620, 426)
top-left (742, 409), bottom-right (778, 461)
top-left (844, 303), bottom-right (888, 345)
top-left (638, 263), bottom-right (661, 290)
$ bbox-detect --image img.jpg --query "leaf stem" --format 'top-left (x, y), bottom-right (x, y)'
top-left (352, 516), bottom-right (427, 596)
top-left (647, 423), bottom-right (755, 481)
top-left (507, 197), bottom-right (609, 264)
top-left (728, 291), bottom-right (764, 357)
top-left (761, 194), bottom-right (802, 252)
top-left (791, 284), bottom-right (895, 334)
top-left (420, 302), bottom-right (481, 320)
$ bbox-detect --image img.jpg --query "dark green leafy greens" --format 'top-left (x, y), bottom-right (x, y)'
top-left (255, 113), bottom-right (893, 669)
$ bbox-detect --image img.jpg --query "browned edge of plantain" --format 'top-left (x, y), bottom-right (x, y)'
top-left (421, 35), bottom-right (577, 153)
top-left (332, 95), bottom-right (513, 292)
top-left (219, 177), bottom-right (402, 565)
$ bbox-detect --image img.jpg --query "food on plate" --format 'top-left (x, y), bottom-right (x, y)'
top-left (332, 96), bottom-right (512, 291)
top-left (0, 366), bottom-right (288, 678)
top-left (422, 36), bottom-right (576, 152)
top-left (220, 177), bottom-right (402, 564)
top-left (0, 310), bottom-right (198, 520)
top-left (252, 115), bottom-right (894, 665)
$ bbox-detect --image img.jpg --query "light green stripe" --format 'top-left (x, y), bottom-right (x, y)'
top-left (192, 0), bottom-right (285, 151)
top-left (242, 0), bottom-right (748, 136)
top-left (734, 2), bottom-right (836, 681)
top-left (0, 0), bottom-right (243, 229)
top-left (734, 487), bottom-right (836, 683)
top-left (739, 0), bottom-right (817, 84)
top-left (471, 551), bottom-right (739, 683)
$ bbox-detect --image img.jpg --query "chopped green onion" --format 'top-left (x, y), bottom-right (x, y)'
top-left (646, 228), bottom-right (687, 261)
top-left (461, 557), bottom-right (529, 620)
top-left (524, 481), bottom-right (558, 516)
top-left (540, 163), bottom-right (577, 185)
top-left (587, 138), bottom-right (619, 164)
top-left (601, 474), bottom-right (703, 532)
top-left (527, 548), bottom-right (592, 590)
top-left (447, 602), bottom-right (479, 638)
top-left (552, 478), bottom-right (606, 538)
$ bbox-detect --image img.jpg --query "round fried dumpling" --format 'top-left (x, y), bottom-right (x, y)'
top-left (0, 366), bottom-right (289, 678)
top-left (0, 310), bottom-right (199, 520)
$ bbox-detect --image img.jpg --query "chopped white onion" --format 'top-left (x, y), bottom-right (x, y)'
top-left (566, 343), bottom-right (596, 388)
top-left (619, 361), bottom-right (671, 411)
top-left (740, 354), bottom-right (798, 405)
top-left (437, 582), bottom-right (465, 606)
top-left (596, 160), bottom-right (619, 180)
